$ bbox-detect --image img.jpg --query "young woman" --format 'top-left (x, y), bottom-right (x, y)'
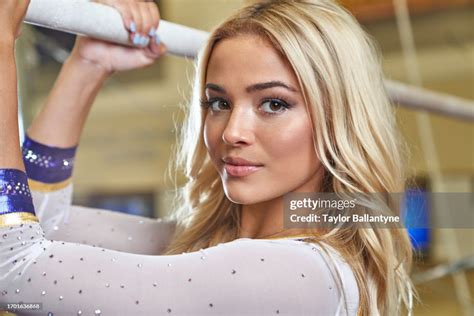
top-left (0, 0), bottom-right (414, 315)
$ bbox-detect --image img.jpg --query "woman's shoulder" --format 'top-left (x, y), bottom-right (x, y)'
top-left (227, 236), bottom-right (353, 268)
top-left (212, 237), bottom-right (360, 315)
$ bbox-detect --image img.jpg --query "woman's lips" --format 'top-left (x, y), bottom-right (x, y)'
top-left (224, 163), bottom-right (263, 177)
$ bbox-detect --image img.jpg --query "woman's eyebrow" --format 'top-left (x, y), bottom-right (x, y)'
top-left (246, 81), bottom-right (299, 93)
top-left (205, 83), bottom-right (226, 93)
top-left (205, 81), bottom-right (299, 94)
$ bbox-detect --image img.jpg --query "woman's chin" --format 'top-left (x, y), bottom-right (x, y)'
top-left (223, 186), bottom-right (255, 205)
top-left (223, 185), bottom-right (271, 205)
top-left (224, 192), bottom-right (247, 205)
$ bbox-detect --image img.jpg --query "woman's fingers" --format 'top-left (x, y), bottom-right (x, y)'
top-left (124, 1), bottom-right (143, 46)
top-left (112, 1), bottom-right (133, 31)
top-left (146, 2), bottom-right (160, 36)
top-left (134, 1), bottom-right (161, 48)
top-left (137, 3), bottom-right (153, 47)
top-left (94, 0), bottom-right (163, 50)
top-left (140, 3), bottom-right (153, 36)
top-left (145, 42), bottom-right (167, 60)
top-left (93, 0), bottom-right (140, 45)
top-left (129, 1), bottom-right (159, 47)
top-left (144, 2), bottom-right (164, 52)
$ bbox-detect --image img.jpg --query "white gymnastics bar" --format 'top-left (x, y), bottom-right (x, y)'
top-left (25, 0), bottom-right (209, 58)
top-left (386, 80), bottom-right (474, 121)
top-left (24, 0), bottom-right (474, 121)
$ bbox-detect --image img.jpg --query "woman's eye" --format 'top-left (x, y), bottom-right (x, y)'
top-left (260, 99), bottom-right (289, 114)
top-left (209, 99), bottom-right (230, 112)
top-left (202, 98), bottom-right (290, 114)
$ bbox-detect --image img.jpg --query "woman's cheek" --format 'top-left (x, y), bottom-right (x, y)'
top-left (262, 119), bottom-right (306, 156)
top-left (262, 121), bottom-right (315, 174)
top-left (204, 121), bottom-right (223, 169)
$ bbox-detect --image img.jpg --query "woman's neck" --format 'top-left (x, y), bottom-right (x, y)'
top-left (238, 199), bottom-right (315, 239)
top-left (238, 198), bottom-right (283, 239)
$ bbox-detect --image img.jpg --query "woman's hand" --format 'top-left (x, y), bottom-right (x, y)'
top-left (69, 0), bottom-right (167, 76)
top-left (0, 0), bottom-right (30, 43)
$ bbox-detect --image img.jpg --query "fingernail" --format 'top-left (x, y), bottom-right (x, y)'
top-left (141, 36), bottom-right (150, 47)
top-left (155, 34), bottom-right (161, 45)
top-left (133, 34), bottom-right (141, 46)
top-left (148, 28), bottom-right (156, 37)
top-left (130, 22), bottom-right (137, 33)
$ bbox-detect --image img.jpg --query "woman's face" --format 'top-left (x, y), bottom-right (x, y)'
top-left (204, 34), bottom-right (323, 205)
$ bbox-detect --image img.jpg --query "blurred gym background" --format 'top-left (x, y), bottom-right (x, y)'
top-left (13, 0), bottom-right (474, 315)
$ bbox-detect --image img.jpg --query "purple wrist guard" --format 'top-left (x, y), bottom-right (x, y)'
top-left (0, 169), bottom-right (35, 216)
top-left (22, 135), bottom-right (77, 183)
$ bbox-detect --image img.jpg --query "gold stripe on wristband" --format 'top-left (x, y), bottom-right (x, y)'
top-left (0, 212), bottom-right (39, 228)
top-left (28, 178), bottom-right (72, 192)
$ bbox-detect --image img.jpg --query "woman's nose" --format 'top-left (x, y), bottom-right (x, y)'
top-left (222, 108), bottom-right (255, 146)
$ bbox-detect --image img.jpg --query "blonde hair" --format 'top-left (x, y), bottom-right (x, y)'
top-left (164, 0), bottom-right (414, 314)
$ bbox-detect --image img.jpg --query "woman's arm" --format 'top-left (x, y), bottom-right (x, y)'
top-left (0, 1), bottom-right (30, 171)
top-left (21, 51), bottom-right (110, 236)
top-left (20, 0), bottom-right (171, 252)
top-left (49, 205), bottom-right (177, 255)
top-left (23, 0), bottom-right (165, 196)
top-left (0, 220), bottom-right (356, 315)
top-left (0, 41), bottom-right (23, 170)
top-left (0, 0), bottom-right (38, 231)
top-left (21, 57), bottom-right (108, 235)
top-left (26, 54), bottom-right (109, 147)
top-left (27, 0), bottom-right (165, 147)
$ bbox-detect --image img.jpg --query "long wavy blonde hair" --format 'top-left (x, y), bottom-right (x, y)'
top-left (163, 0), bottom-right (414, 314)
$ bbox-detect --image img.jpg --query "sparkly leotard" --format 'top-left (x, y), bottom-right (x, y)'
top-left (0, 136), bottom-right (359, 315)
